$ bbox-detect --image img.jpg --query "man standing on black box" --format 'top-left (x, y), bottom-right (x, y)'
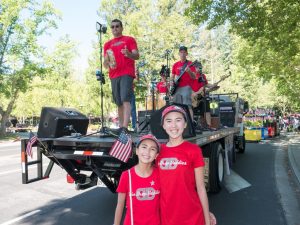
top-left (103, 19), bottom-right (139, 134)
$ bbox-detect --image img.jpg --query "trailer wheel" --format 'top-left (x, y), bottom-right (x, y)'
top-left (237, 134), bottom-right (246, 153)
top-left (209, 142), bottom-right (224, 193)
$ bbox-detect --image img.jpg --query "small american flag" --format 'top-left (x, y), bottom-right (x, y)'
top-left (109, 130), bottom-right (132, 162)
top-left (26, 131), bottom-right (38, 158)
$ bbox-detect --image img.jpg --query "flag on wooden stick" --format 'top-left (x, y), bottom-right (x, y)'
top-left (109, 130), bottom-right (132, 162)
top-left (26, 131), bottom-right (37, 158)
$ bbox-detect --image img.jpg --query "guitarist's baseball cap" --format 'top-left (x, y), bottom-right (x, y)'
top-left (179, 45), bottom-right (188, 52)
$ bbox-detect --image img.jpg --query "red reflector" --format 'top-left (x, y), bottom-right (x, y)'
top-left (66, 174), bottom-right (75, 183)
top-left (83, 151), bottom-right (93, 155)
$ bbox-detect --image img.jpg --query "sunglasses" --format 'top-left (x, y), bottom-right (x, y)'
top-left (111, 25), bottom-right (120, 29)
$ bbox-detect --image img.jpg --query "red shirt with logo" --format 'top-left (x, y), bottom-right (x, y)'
top-left (191, 73), bottom-right (208, 92)
top-left (156, 81), bottom-right (168, 93)
top-left (104, 35), bottom-right (138, 79)
top-left (157, 141), bottom-right (205, 225)
top-left (117, 167), bottom-right (160, 225)
top-left (172, 60), bottom-right (196, 88)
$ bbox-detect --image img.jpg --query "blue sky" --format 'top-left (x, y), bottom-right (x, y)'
top-left (40, 0), bottom-right (104, 75)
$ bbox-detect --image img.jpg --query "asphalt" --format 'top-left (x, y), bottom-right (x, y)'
top-left (288, 133), bottom-right (300, 185)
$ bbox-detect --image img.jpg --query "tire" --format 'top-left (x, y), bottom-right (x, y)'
top-left (237, 134), bottom-right (246, 153)
top-left (209, 142), bottom-right (224, 193)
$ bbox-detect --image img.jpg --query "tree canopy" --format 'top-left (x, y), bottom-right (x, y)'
top-left (185, 0), bottom-right (300, 110)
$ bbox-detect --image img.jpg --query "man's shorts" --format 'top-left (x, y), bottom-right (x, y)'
top-left (172, 86), bottom-right (192, 107)
top-left (111, 75), bottom-right (134, 106)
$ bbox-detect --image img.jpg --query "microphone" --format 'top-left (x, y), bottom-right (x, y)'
top-left (197, 62), bottom-right (205, 83)
top-left (96, 22), bottom-right (107, 34)
top-left (96, 69), bottom-right (105, 84)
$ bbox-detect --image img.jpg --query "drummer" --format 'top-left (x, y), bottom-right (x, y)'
top-left (156, 74), bottom-right (168, 94)
top-left (156, 74), bottom-right (169, 109)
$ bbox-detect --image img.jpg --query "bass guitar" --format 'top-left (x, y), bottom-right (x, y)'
top-left (192, 72), bottom-right (231, 108)
top-left (169, 60), bottom-right (200, 96)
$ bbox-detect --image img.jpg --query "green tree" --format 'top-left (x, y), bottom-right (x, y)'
top-left (0, 0), bottom-right (60, 136)
top-left (13, 36), bottom-right (79, 118)
top-left (95, 0), bottom-right (198, 114)
top-left (185, 0), bottom-right (300, 110)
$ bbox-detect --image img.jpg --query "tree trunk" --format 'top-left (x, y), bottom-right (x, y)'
top-left (0, 91), bottom-right (18, 137)
top-left (0, 112), bottom-right (9, 136)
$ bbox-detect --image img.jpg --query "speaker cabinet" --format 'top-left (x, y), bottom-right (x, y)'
top-left (37, 107), bottom-right (89, 138)
top-left (219, 102), bottom-right (236, 127)
top-left (137, 110), bottom-right (155, 133)
top-left (149, 103), bottom-right (195, 139)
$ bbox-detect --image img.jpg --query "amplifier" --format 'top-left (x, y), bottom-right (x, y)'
top-left (37, 107), bottom-right (89, 138)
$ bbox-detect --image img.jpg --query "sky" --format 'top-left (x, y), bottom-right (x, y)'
top-left (40, 0), bottom-right (104, 76)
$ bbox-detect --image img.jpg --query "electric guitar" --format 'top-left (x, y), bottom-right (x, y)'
top-left (169, 60), bottom-right (200, 96)
top-left (192, 73), bottom-right (231, 107)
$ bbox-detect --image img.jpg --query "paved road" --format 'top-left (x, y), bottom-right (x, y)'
top-left (0, 135), bottom-right (299, 225)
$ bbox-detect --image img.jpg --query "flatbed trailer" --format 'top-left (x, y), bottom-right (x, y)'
top-left (21, 126), bottom-right (245, 193)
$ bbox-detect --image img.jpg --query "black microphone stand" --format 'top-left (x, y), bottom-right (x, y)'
top-left (164, 49), bottom-right (171, 105)
top-left (96, 22), bottom-right (109, 135)
top-left (76, 22), bottom-right (109, 139)
top-left (197, 62), bottom-right (209, 129)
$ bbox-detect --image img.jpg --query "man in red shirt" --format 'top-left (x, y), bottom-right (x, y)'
top-left (171, 46), bottom-right (196, 119)
top-left (104, 19), bottom-right (139, 134)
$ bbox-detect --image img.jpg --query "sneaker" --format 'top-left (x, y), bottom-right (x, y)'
top-left (107, 127), bottom-right (121, 136)
top-left (119, 127), bottom-right (130, 135)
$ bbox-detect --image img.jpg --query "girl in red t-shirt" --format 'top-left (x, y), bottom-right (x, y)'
top-left (113, 134), bottom-right (161, 225)
top-left (157, 105), bottom-right (217, 225)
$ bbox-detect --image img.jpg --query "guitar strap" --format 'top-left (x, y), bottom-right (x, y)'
top-left (180, 60), bottom-right (189, 76)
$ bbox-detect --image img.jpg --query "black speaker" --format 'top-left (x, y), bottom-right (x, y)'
top-left (37, 107), bottom-right (89, 138)
top-left (219, 102), bottom-right (236, 127)
top-left (149, 103), bottom-right (195, 139)
top-left (137, 110), bottom-right (155, 133)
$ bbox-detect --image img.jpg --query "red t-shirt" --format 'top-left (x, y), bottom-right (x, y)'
top-left (156, 81), bottom-right (168, 93)
top-left (104, 35), bottom-right (138, 79)
top-left (157, 141), bottom-right (205, 225)
top-left (172, 60), bottom-right (196, 88)
top-left (191, 73), bottom-right (208, 92)
top-left (117, 167), bottom-right (160, 225)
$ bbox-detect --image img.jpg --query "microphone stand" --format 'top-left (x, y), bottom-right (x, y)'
top-left (164, 49), bottom-right (171, 105)
top-left (96, 22), bottom-right (109, 136)
top-left (198, 63), bottom-right (209, 129)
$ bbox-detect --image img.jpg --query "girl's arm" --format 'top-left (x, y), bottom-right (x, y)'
top-left (113, 193), bottom-right (126, 225)
top-left (195, 167), bottom-right (217, 225)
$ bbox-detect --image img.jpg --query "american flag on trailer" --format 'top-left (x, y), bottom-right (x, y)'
top-left (109, 131), bottom-right (132, 162)
top-left (26, 131), bottom-right (38, 158)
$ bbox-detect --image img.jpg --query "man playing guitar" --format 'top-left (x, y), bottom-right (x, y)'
top-left (171, 45), bottom-right (196, 119)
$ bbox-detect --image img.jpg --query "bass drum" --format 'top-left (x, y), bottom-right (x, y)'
top-left (145, 95), bottom-right (157, 110)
